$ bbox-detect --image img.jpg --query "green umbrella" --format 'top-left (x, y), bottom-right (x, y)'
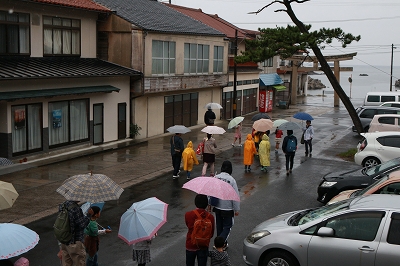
top-left (273, 119), bottom-right (289, 128)
top-left (228, 116), bottom-right (244, 129)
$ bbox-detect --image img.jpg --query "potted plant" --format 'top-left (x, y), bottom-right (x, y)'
top-left (130, 123), bottom-right (142, 138)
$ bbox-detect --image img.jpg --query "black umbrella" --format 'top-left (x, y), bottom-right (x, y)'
top-left (251, 113), bottom-right (271, 121)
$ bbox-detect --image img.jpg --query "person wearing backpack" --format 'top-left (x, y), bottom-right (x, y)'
top-left (57, 200), bottom-right (92, 266)
top-left (282, 130), bottom-right (298, 175)
top-left (209, 161), bottom-right (240, 249)
top-left (185, 194), bottom-right (215, 266)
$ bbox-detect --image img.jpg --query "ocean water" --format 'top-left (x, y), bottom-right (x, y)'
top-left (307, 65), bottom-right (400, 105)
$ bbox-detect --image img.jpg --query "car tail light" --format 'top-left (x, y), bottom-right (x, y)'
top-left (359, 139), bottom-right (367, 151)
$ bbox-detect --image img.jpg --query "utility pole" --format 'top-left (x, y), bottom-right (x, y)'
top-left (390, 44), bottom-right (396, 91)
top-left (232, 29), bottom-right (238, 118)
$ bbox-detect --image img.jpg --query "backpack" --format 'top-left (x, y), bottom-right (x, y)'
top-left (196, 141), bottom-right (204, 155)
top-left (286, 137), bottom-right (297, 152)
top-left (191, 210), bottom-right (213, 248)
top-left (54, 202), bottom-right (74, 244)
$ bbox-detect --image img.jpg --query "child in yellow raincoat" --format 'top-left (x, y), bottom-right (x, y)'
top-left (243, 134), bottom-right (257, 172)
top-left (182, 141), bottom-right (199, 180)
top-left (258, 134), bottom-right (271, 172)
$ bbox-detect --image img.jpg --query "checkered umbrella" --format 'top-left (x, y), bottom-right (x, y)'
top-left (56, 173), bottom-right (124, 202)
top-left (0, 157), bottom-right (13, 166)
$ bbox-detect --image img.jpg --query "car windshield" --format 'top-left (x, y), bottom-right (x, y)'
top-left (295, 200), bottom-right (351, 225)
top-left (365, 159), bottom-right (399, 176)
top-left (354, 175), bottom-right (390, 197)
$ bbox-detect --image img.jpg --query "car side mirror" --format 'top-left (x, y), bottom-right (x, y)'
top-left (316, 227), bottom-right (335, 237)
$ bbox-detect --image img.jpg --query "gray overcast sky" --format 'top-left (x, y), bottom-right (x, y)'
top-left (169, 0), bottom-right (400, 67)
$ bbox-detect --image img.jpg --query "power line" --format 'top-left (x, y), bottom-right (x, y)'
top-left (233, 15), bottom-right (400, 25)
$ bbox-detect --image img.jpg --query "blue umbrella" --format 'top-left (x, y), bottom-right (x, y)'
top-left (293, 112), bottom-right (314, 121)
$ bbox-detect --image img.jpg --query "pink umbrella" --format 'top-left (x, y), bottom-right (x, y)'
top-left (182, 176), bottom-right (240, 202)
top-left (252, 118), bottom-right (273, 132)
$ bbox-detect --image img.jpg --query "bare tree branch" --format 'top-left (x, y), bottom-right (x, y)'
top-left (248, 0), bottom-right (283, 15)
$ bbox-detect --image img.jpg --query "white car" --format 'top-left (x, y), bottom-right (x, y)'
top-left (243, 194), bottom-right (400, 266)
top-left (368, 114), bottom-right (400, 132)
top-left (354, 132), bottom-right (400, 167)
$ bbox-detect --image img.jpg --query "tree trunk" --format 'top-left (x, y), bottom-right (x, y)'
top-left (284, 0), bottom-right (364, 133)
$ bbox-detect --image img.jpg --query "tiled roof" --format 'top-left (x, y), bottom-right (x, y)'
top-left (0, 57), bottom-right (141, 80)
top-left (165, 4), bottom-right (255, 39)
top-left (93, 0), bottom-right (225, 36)
top-left (27, 0), bottom-right (110, 12)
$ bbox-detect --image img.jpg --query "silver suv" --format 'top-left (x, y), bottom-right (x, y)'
top-left (352, 106), bottom-right (400, 132)
top-left (243, 194), bottom-right (400, 266)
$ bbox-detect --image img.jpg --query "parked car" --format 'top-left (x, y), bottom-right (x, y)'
top-left (317, 157), bottom-right (400, 204)
top-left (380, 101), bottom-right (400, 108)
top-left (354, 131), bottom-right (400, 167)
top-left (243, 194), bottom-right (400, 266)
top-left (328, 170), bottom-right (400, 204)
top-left (363, 91), bottom-right (400, 106)
top-left (368, 114), bottom-right (400, 132)
top-left (352, 106), bottom-right (400, 132)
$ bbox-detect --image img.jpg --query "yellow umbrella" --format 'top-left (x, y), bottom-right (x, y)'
top-left (0, 181), bottom-right (19, 210)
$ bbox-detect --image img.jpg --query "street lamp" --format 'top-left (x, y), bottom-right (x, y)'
top-left (390, 44), bottom-right (397, 91)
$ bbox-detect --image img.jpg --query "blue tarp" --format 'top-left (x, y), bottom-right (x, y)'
top-left (259, 73), bottom-right (283, 87)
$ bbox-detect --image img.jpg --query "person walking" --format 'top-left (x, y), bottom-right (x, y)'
top-left (243, 134), bottom-right (257, 172)
top-left (185, 194), bottom-right (215, 266)
top-left (84, 206), bottom-right (111, 266)
top-left (274, 127), bottom-right (283, 154)
top-left (201, 134), bottom-right (217, 176)
top-left (132, 233), bottom-right (157, 266)
top-left (170, 133), bottom-right (184, 179)
top-left (210, 161), bottom-right (239, 247)
top-left (303, 120), bottom-right (314, 157)
top-left (59, 200), bottom-right (92, 266)
top-left (208, 236), bottom-right (231, 266)
top-left (182, 141), bottom-right (199, 180)
top-left (204, 108), bottom-right (216, 126)
top-left (282, 130), bottom-right (298, 175)
top-left (231, 123), bottom-right (242, 147)
top-left (258, 134), bottom-right (271, 172)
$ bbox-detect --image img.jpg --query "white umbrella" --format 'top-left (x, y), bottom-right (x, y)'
top-left (279, 121), bottom-right (302, 131)
top-left (204, 103), bottom-right (223, 109)
top-left (0, 181), bottom-right (19, 210)
top-left (118, 197), bottom-right (168, 245)
top-left (166, 125), bottom-right (191, 134)
top-left (0, 223), bottom-right (39, 259)
top-left (201, 126), bottom-right (226, 134)
top-left (228, 117), bottom-right (244, 129)
top-left (273, 119), bottom-right (289, 128)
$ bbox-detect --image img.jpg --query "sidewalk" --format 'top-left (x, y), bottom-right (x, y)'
top-left (0, 96), bottom-right (334, 224)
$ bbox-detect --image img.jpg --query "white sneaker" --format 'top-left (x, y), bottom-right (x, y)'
top-left (172, 175), bottom-right (179, 179)
top-left (231, 143), bottom-right (235, 146)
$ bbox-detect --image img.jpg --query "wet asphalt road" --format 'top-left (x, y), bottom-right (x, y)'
top-left (19, 105), bottom-right (364, 265)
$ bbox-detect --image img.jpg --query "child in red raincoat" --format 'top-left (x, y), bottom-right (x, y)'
top-left (243, 134), bottom-right (257, 172)
top-left (182, 141), bottom-right (199, 180)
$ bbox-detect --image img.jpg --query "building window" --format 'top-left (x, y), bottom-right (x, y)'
top-left (184, 43), bottom-right (209, 74)
top-left (48, 99), bottom-right (89, 147)
top-left (213, 46), bottom-right (224, 73)
top-left (227, 81), bottom-right (233, 87)
top-left (252, 79), bottom-right (259, 84)
top-left (228, 41), bottom-right (235, 55)
top-left (11, 103), bottom-right (42, 154)
top-left (263, 57), bottom-right (273, 67)
top-left (152, 40), bottom-right (176, 75)
top-left (43, 16), bottom-right (80, 55)
top-left (0, 10), bottom-right (30, 55)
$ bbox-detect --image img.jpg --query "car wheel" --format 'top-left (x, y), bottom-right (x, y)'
top-left (262, 250), bottom-right (299, 266)
top-left (363, 157), bottom-right (381, 168)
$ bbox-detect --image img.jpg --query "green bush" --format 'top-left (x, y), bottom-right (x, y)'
top-left (130, 123), bottom-right (142, 138)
